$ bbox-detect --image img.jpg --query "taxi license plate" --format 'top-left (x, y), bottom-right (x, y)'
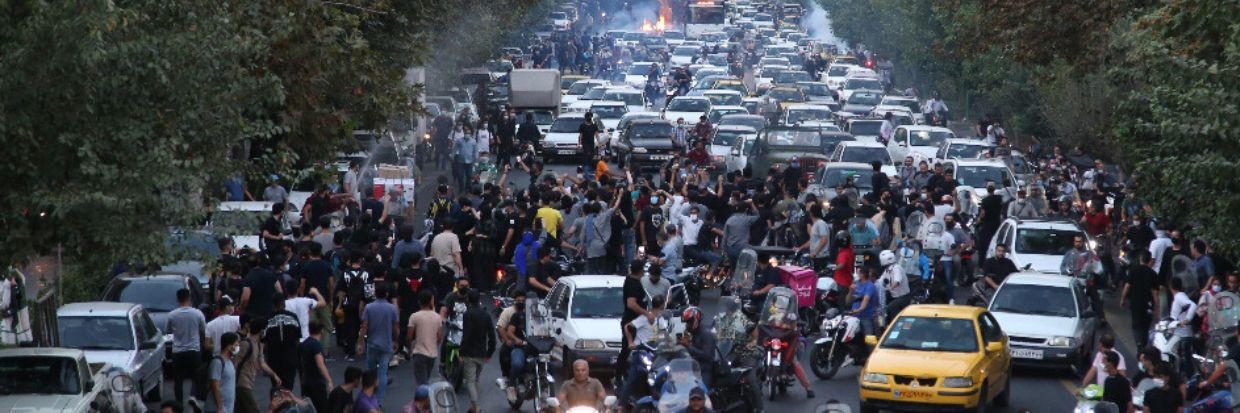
top-left (557, 150), bottom-right (576, 155)
top-left (894, 390), bottom-right (932, 400)
top-left (650, 155), bottom-right (671, 160)
top-left (1011, 348), bottom-right (1044, 360)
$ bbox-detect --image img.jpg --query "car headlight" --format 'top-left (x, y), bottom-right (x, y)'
top-left (1047, 336), bottom-right (1076, 347)
top-left (862, 372), bottom-right (888, 384)
top-left (575, 339), bottom-right (606, 350)
top-left (1087, 239), bottom-right (1098, 250)
top-left (942, 377), bottom-right (974, 388)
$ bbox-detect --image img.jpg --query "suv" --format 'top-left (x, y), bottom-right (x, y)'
top-left (988, 272), bottom-right (1101, 374)
top-left (988, 217), bottom-right (1092, 274)
top-left (613, 119), bottom-right (678, 172)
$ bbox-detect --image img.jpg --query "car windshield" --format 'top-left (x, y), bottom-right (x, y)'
top-left (946, 143), bottom-right (989, 159)
top-left (766, 130), bottom-right (819, 147)
top-left (820, 168), bottom-right (874, 189)
top-left (520, 110), bottom-right (555, 125)
top-left (486, 60), bottom-right (513, 73)
top-left (567, 82), bottom-right (600, 95)
top-left (550, 12), bottom-right (567, 19)
top-left (603, 92), bottom-right (643, 106)
top-left (623, 33), bottom-right (645, 41)
top-left (210, 210), bottom-right (265, 236)
top-left (628, 64), bottom-right (654, 75)
top-left (719, 116), bottom-right (765, 131)
top-left (821, 135), bottom-right (854, 154)
top-left (706, 55), bottom-right (728, 66)
top-left (884, 98), bottom-right (920, 113)
top-left (592, 105), bottom-right (627, 118)
top-left (59, 316), bottom-right (134, 350)
top-left (841, 147), bottom-right (890, 164)
top-left (665, 31), bottom-right (685, 40)
top-left (668, 99), bottom-right (710, 112)
top-left (848, 93), bottom-right (882, 105)
top-left (0, 356), bottom-right (82, 395)
top-left (992, 284), bottom-right (1077, 318)
top-left (570, 287), bottom-right (624, 318)
top-left (767, 89), bottom-right (804, 102)
top-left (955, 165), bottom-right (1011, 188)
top-left (786, 109), bottom-right (831, 124)
top-left (774, 71), bottom-right (811, 83)
top-left (709, 109), bottom-right (746, 123)
top-left (850, 121), bottom-right (882, 135)
top-left (909, 130), bottom-right (953, 147)
top-left (673, 48), bottom-right (698, 56)
top-left (106, 280), bottom-right (184, 312)
top-left (629, 123), bottom-right (674, 142)
top-left (827, 66), bottom-right (851, 76)
top-left (1016, 228), bottom-right (1081, 255)
top-left (550, 117), bottom-right (585, 133)
top-left (705, 94), bottom-right (741, 106)
top-left (712, 130), bottom-right (749, 146)
top-left (845, 78), bottom-right (882, 90)
top-left (425, 103), bottom-right (441, 116)
top-left (881, 316), bottom-right (979, 353)
top-left (799, 83), bottom-right (831, 96)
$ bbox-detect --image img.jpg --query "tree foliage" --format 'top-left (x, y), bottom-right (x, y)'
top-left (1109, 0), bottom-right (1240, 254)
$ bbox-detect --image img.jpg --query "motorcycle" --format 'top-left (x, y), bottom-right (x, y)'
top-left (633, 359), bottom-right (713, 413)
top-left (810, 309), bottom-right (863, 380)
top-left (756, 287), bottom-right (801, 401)
top-left (667, 264), bottom-right (706, 306)
top-left (549, 396), bottom-right (620, 413)
top-left (620, 313), bottom-right (685, 411)
top-left (497, 297), bottom-right (559, 411)
top-left (708, 339), bottom-right (762, 413)
top-left (440, 300), bottom-right (466, 389)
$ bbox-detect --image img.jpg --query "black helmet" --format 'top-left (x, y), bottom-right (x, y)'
top-left (834, 230), bottom-right (851, 247)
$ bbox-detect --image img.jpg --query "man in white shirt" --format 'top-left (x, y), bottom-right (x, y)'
top-left (620, 295), bottom-right (667, 405)
top-left (205, 297), bottom-right (240, 355)
top-left (285, 288), bottom-right (328, 341)
top-left (1168, 277), bottom-right (1197, 378)
top-left (1149, 229), bottom-right (1174, 271)
top-left (879, 112), bottom-right (895, 143)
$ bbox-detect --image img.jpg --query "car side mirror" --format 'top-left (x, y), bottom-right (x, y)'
top-left (110, 375), bottom-right (135, 393)
top-left (140, 340), bottom-right (158, 350)
top-left (864, 335), bottom-right (878, 346)
top-left (986, 341), bottom-right (1004, 354)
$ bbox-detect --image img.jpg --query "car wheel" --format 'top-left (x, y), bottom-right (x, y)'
top-left (995, 376), bottom-right (1011, 407)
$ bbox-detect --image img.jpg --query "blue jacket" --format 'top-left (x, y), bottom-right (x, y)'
top-left (514, 232), bottom-right (540, 278)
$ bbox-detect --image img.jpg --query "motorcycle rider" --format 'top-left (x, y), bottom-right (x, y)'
top-left (877, 250), bottom-right (911, 320)
top-left (1061, 234), bottom-right (1104, 316)
top-left (976, 244), bottom-right (1018, 303)
top-left (749, 293), bottom-right (815, 399)
top-left (679, 307), bottom-right (717, 387)
top-left (620, 295), bottom-right (668, 407)
top-left (672, 388), bottom-right (716, 413)
top-left (849, 267), bottom-right (881, 361)
top-left (501, 292), bottom-right (531, 401)
top-left (832, 231), bottom-right (856, 296)
top-left (713, 298), bottom-right (764, 413)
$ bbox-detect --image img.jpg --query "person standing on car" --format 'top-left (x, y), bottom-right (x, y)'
top-left (166, 288), bottom-right (207, 406)
top-left (579, 112), bottom-right (601, 173)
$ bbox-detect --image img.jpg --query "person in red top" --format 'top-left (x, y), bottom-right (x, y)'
top-left (833, 231), bottom-right (855, 290)
top-left (1081, 203), bottom-right (1111, 237)
top-left (686, 139), bottom-right (711, 167)
top-left (690, 115), bottom-right (714, 140)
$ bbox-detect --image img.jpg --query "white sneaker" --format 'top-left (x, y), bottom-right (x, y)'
top-left (949, 298), bottom-right (956, 305)
top-left (389, 358), bottom-right (400, 367)
top-left (506, 386), bottom-right (518, 401)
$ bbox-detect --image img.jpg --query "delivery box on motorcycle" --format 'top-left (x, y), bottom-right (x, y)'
top-left (778, 265), bottom-right (817, 308)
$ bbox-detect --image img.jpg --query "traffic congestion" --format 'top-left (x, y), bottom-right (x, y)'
top-left (6, 1), bottom-right (1237, 413)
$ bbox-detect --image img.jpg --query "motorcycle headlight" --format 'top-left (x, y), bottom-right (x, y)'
top-left (575, 339), bottom-right (606, 350)
top-left (1088, 239), bottom-right (1098, 251)
top-left (861, 372), bottom-right (888, 384)
top-left (942, 377), bottom-right (974, 388)
top-left (1047, 336), bottom-right (1076, 347)
top-left (820, 318), bottom-right (833, 331)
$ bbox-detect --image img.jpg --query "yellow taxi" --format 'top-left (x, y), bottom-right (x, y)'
top-left (858, 305), bottom-right (1012, 413)
top-left (833, 55), bottom-right (859, 66)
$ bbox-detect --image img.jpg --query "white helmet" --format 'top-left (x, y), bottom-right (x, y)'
top-left (879, 250), bottom-right (896, 266)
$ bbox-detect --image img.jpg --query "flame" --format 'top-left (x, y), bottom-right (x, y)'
top-left (656, 16), bottom-right (667, 32)
top-left (642, 16), bottom-right (669, 33)
top-left (641, 18), bottom-right (653, 32)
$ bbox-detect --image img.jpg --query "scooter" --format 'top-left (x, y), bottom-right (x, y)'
top-left (810, 309), bottom-right (863, 380)
top-left (1148, 318), bottom-right (1185, 375)
top-left (496, 336), bottom-right (558, 411)
top-left (633, 359), bottom-right (713, 413)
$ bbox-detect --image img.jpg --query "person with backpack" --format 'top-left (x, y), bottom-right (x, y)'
top-left (207, 332), bottom-right (239, 413)
top-left (428, 184), bottom-right (455, 228)
top-left (235, 317), bottom-right (279, 413)
top-left (337, 252), bottom-right (372, 361)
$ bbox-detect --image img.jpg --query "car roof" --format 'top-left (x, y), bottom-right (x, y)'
top-left (592, 100), bottom-right (627, 107)
top-left (715, 125), bottom-right (758, 133)
top-left (898, 304), bottom-right (985, 319)
top-left (557, 112), bottom-right (587, 119)
top-left (1002, 272), bottom-right (1078, 288)
top-left (944, 138), bottom-right (987, 145)
top-left (59, 301), bottom-right (141, 317)
top-left (898, 125), bottom-right (953, 132)
top-left (839, 140), bottom-right (885, 149)
top-left (622, 111), bottom-right (662, 119)
top-left (113, 272), bottom-right (194, 282)
top-left (218, 201), bottom-right (273, 212)
top-left (787, 104), bottom-right (830, 111)
top-left (948, 158), bottom-right (1009, 167)
top-left (671, 96), bottom-right (710, 102)
top-left (721, 114), bottom-right (764, 120)
top-left (702, 89), bottom-right (742, 96)
top-left (1006, 217), bottom-right (1085, 231)
top-left (558, 275), bottom-right (627, 288)
top-left (824, 162), bottom-right (871, 170)
top-left (0, 347), bottom-right (85, 358)
top-left (710, 105), bottom-right (747, 112)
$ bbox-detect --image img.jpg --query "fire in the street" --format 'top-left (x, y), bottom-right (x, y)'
top-left (641, 16), bottom-right (668, 33)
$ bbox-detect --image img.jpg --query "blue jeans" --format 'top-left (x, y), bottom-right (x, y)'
top-left (364, 348), bottom-right (393, 404)
top-left (940, 260), bottom-right (955, 301)
top-left (685, 245), bottom-right (723, 266)
top-left (509, 347), bottom-right (526, 383)
top-left (619, 351), bottom-right (649, 405)
top-left (586, 256), bottom-right (609, 274)
top-left (621, 229), bottom-right (636, 272)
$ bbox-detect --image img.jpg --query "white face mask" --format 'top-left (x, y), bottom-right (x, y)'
top-left (1213, 285), bottom-right (1223, 293)
top-left (690, 213), bottom-right (699, 222)
top-left (1152, 378), bottom-right (1166, 387)
top-left (650, 196), bottom-right (659, 205)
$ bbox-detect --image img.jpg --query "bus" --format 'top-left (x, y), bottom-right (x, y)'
top-left (686, 0), bottom-right (726, 38)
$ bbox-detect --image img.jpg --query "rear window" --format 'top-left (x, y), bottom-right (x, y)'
top-left (105, 280), bottom-right (184, 312)
top-left (550, 117), bottom-right (585, 133)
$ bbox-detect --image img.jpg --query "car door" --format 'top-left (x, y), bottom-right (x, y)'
top-left (1074, 284), bottom-right (1099, 340)
top-left (546, 283), bottom-right (570, 359)
top-left (977, 312), bottom-right (1009, 399)
top-left (135, 308), bottom-right (165, 388)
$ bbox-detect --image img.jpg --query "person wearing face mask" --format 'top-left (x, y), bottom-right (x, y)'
top-left (1141, 362), bottom-right (1184, 413)
top-left (1080, 333), bottom-right (1127, 387)
top-left (782, 156), bottom-right (803, 196)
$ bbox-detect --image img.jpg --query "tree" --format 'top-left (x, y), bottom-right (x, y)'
top-left (1109, 0), bottom-right (1240, 255)
top-left (0, 0), bottom-right (282, 270)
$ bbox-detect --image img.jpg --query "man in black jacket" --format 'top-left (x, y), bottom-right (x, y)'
top-left (497, 108), bottom-right (518, 168)
top-left (516, 113), bottom-right (542, 148)
top-left (459, 289), bottom-right (497, 413)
